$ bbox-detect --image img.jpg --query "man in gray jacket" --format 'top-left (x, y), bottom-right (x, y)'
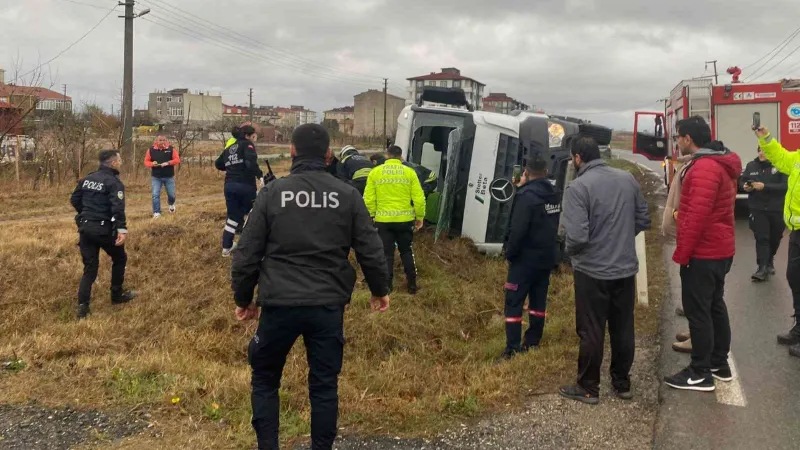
top-left (558, 137), bottom-right (650, 404)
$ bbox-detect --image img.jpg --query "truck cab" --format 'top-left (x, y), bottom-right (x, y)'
top-left (394, 87), bottom-right (609, 254)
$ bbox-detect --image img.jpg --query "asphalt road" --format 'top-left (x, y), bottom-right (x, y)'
top-left (613, 149), bottom-right (800, 450)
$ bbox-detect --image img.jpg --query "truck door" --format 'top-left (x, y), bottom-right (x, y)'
top-left (435, 128), bottom-right (463, 242)
top-left (633, 111), bottom-right (668, 161)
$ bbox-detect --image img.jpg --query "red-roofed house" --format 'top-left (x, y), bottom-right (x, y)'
top-left (482, 93), bottom-right (530, 115)
top-left (407, 67), bottom-right (486, 109)
top-left (0, 68), bottom-right (72, 118)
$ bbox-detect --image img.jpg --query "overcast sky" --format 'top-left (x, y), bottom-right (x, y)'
top-left (2, 0), bottom-right (800, 131)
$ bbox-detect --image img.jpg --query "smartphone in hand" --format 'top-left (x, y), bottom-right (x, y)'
top-left (753, 112), bottom-right (761, 130)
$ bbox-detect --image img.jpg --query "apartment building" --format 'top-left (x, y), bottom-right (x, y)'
top-left (148, 88), bottom-right (222, 124)
top-left (353, 90), bottom-right (405, 137)
top-left (482, 93), bottom-right (530, 115)
top-left (406, 67), bottom-right (486, 110)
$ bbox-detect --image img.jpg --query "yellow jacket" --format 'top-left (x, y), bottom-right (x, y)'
top-left (759, 134), bottom-right (800, 230)
top-left (364, 159), bottom-right (426, 223)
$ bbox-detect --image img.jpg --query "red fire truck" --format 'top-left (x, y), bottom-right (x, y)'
top-left (633, 74), bottom-right (800, 209)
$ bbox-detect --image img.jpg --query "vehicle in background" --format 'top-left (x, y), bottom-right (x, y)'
top-left (633, 72), bottom-right (800, 214)
top-left (394, 87), bottom-right (612, 255)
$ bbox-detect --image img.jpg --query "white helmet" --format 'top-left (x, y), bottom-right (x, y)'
top-left (339, 145), bottom-right (358, 160)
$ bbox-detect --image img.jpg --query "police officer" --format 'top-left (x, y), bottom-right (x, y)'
top-left (70, 150), bottom-right (135, 319)
top-left (500, 159), bottom-right (561, 359)
top-left (215, 124), bottom-right (269, 257)
top-left (231, 124), bottom-right (390, 450)
top-left (336, 145), bottom-right (373, 195)
top-left (364, 145), bottom-right (426, 294)
top-left (403, 159), bottom-right (438, 197)
top-left (741, 145), bottom-right (788, 281)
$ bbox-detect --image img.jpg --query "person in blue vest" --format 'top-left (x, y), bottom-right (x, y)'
top-left (144, 135), bottom-right (180, 218)
top-left (500, 158), bottom-right (561, 359)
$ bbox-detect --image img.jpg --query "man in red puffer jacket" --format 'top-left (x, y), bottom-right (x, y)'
top-left (664, 116), bottom-right (742, 393)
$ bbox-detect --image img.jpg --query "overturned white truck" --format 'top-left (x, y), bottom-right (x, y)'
top-left (393, 87), bottom-right (612, 254)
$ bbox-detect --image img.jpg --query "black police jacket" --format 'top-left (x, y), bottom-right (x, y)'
top-left (70, 166), bottom-right (127, 232)
top-left (403, 161), bottom-right (437, 196)
top-left (503, 178), bottom-right (561, 269)
top-left (739, 157), bottom-right (787, 212)
top-left (231, 157), bottom-right (389, 308)
top-left (336, 154), bottom-right (373, 182)
top-left (215, 138), bottom-right (264, 186)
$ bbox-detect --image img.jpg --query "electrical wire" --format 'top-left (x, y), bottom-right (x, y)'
top-left (53, 0), bottom-right (111, 10)
top-left (140, 12), bottom-right (384, 90)
top-left (753, 40), bottom-right (800, 82)
top-left (743, 26), bottom-right (800, 70)
top-left (14, 5), bottom-right (117, 82)
top-left (747, 28), bottom-right (800, 81)
top-left (138, 0), bottom-right (387, 84)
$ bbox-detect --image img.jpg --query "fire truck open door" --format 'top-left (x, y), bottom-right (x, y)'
top-left (632, 111), bottom-right (668, 161)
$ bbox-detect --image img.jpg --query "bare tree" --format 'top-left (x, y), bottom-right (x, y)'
top-left (170, 103), bottom-right (199, 174)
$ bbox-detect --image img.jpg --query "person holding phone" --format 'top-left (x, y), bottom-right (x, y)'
top-left (144, 135), bottom-right (180, 219)
top-left (754, 125), bottom-right (800, 359)
top-left (740, 145), bottom-right (788, 281)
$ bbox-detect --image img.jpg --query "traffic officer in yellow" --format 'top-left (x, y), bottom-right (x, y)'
top-left (363, 145), bottom-right (426, 294)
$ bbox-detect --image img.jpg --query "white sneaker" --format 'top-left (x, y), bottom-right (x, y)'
top-left (169, 205), bottom-right (176, 214)
top-left (153, 213), bottom-right (162, 219)
top-left (222, 242), bottom-right (238, 257)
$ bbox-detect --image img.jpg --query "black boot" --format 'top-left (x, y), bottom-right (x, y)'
top-left (777, 317), bottom-right (800, 346)
top-left (111, 288), bottom-right (136, 305)
top-left (407, 279), bottom-right (417, 295)
top-left (751, 266), bottom-right (769, 282)
top-left (767, 258), bottom-right (776, 275)
top-left (77, 303), bottom-right (90, 320)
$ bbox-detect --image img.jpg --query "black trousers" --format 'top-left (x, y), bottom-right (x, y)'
top-left (573, 271), bottom-right (636, 397)
top-left (504, 263), bottom-right (552, 350)
top-left (223, 182), bottom-right (257, 250)
top-left (249, 305), bottom-right (345, 450)
top-left (750, 210), bottom-right (785, 267)
top-left (350, 178), bottom-right (367, 196)
top-left (788, 231), bottom-right (800, 315)
top-left (78, 231), bottom-right (127, 305)
top-left (376, 221), bottom-right (416, 289)
top-left (680, 258), bottom-right (733, 375)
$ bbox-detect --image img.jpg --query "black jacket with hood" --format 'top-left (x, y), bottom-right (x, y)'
top-left (231, 157), bottom-right (389, 308)
top-left (503, 177), bottom-right (562, 269)
top-left (215, 138), bottom-right (264, 187)
top-left (739, 157), bottom-right (788, 213)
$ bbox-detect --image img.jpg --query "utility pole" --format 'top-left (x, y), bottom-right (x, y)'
top-left (63, 84), bottom-right (67, 99)
top-left (248, 88), bottom-right (254, 122)
top-left (706, 60), bottom-right (719, 85)
top-left (382, 78), bottom-right (388, 149)
top-left (119, 2), bottom-right (149, 155)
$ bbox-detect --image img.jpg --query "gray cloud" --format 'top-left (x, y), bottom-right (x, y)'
top-left (2, 0), bottom-right (800, 131)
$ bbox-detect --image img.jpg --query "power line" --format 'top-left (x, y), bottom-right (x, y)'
top-left (14, 5), bottom-right (117, 82)
top-left (747, 28), bottom-right (800, 81)
top-left (54, 0), bottom-right (112, 10)
top-left (743, 26), bottom-right (800, 70)
top-left (138, 0), bottom-right (385, 84)
top-left (753, 40), bottom-right (800, 82)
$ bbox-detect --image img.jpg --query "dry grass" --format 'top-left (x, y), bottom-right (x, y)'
top-left (0, 158), bottom-right (665, 449)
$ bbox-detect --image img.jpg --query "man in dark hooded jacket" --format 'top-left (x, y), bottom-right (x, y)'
top-left (500, 159), bottom-right (561, 359)
top-left (665, 116), bottom-right (743, 393)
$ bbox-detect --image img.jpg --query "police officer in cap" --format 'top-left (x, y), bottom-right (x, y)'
top-left (336, 145), bottom-right (374, 195)
top-left (232, 123), bottom-right (390, 450)
top-left (500, 158), bottom-right (561, 359)
top-left (70, 150), bottom-right (135, 319)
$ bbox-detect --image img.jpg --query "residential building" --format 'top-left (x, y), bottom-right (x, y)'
top-left (353, 90), bottom-right (406, 137)
top-left (323, 106), bottom-right (355, 135)
top-left (148, 88), bottom-right (222, 124)
top-left (291, 105), bottom-right (317, 126)
top-left (324, 106), bottom-right (355, 122)
top-left (0, 68), bottom-right (72, 117)
top-left (406, 67), bottom-right (486, 110)
top-left (222, 104), bottom-right (280, 124)
top-left (482, 93), bottom-right (530, 115)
